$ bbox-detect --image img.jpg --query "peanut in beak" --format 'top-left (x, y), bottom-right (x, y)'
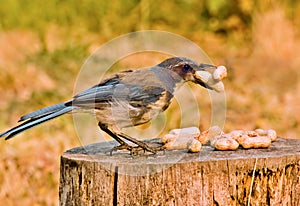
top-left (195, 65), bottom-right (227, 92)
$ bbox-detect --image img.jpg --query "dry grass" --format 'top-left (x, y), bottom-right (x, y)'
top-left (0, 30), bottom-right (80, 206)
top-left (0, 4), bottom-right (300, 205)
top-left (222, 5), bottom-right (300, 139)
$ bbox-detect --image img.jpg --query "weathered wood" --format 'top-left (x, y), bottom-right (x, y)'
top-left (59, 138), bottom-right (300, 206)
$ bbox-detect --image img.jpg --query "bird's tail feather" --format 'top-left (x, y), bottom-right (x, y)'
top-left (0, 105), bottom-right (73, 140)
top-left (19, 102), bottom-right (71, 122)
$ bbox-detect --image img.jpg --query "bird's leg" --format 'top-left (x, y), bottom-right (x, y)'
top-left (98, 122), bottom-right (165, 154)
top-left (98, 123), bottom-right (164, 155)
top-left (98, 123), bottom-right (133, 153)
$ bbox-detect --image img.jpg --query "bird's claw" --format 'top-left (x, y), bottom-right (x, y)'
top-left (109, 143), bottom-right (133, 156)
top-left (129, 145), bottom-right (165, 156)
top-left (110, 143), bottom-right (165, 156)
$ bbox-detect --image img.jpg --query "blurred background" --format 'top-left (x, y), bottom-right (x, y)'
top-left (0, 0), bottom-right (299, 205)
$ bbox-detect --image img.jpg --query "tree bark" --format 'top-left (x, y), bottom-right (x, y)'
top-left (59, 138), bottom-right (300, 206)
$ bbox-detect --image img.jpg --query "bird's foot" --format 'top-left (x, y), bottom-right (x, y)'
top-left (129, 145), bottom-right (166, 156)
top-left (110, 143), bottom-right (133, 155)
top-left (110, 142), bottom-right (165, 156)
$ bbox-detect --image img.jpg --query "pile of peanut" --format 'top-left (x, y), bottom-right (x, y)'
top-left (161, 126), bottom-right (277, 153)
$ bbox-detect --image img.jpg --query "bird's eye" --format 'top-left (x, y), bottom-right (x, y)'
top-left (183, 64), bottom-right (191, 72)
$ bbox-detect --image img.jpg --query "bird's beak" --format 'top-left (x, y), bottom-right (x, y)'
top-left (193, 64), bottom-right (226, 92)
top-left (196, 63), bottom-right (217, 73)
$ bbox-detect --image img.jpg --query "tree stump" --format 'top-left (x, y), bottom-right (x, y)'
top-left (59, 138), bottom-right (300, 206)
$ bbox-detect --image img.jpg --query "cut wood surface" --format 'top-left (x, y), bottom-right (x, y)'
top-left (59, 138), bottom-right (300, 206)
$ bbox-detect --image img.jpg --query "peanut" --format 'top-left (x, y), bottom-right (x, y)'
top-left (194, 71), bottom-right (214, 84)
top-left (267, 129), bottom-right (277, 142)
top-left (162, 127), bottom-right (199, 150)
top-left (187, 139), bottom-right (202, 153)
top-left (238, 135), bottom-right (271, 149)
top-left (255, 128), bottom-right (277, 142)
top-left (169, 127), bottom-right (200, 138)
top-left (194, 66), bottom-right (226, 92)
top-left (213, 65), bottom-right (227, 81)
top-left (229, 130), bottom-right (245, 141)
top-left (212, 135), bottom-right (239, 151)
top-left (161, 133), bottom-right (177, 144)
top-left (211, 81), bottom-right (225, 92)
top-left (163, 133), bottom-right (194, 150)
top-left (197, 125), bottom-right (223, 144)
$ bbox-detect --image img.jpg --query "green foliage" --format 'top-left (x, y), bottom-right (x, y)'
top-left (0, 0), bottom-right (249, 36)
top-left (0, 0), bottom-right (299, 37)
top-left (0, 0), bottom-right (139, 37)
top-left (1, 0), bottom-right (299, 41)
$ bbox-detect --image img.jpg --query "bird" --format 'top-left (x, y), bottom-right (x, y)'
top-left (0, 57), bottom-right (218, 154)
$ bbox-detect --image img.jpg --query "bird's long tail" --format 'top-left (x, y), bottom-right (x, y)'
top-left (0, 101), bottom-right (74, 140)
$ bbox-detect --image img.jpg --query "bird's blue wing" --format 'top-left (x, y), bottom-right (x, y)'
top-left (70, 69), bottom-right (168, 109)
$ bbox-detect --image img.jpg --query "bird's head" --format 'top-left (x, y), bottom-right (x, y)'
top-left (158, 57), bottom-right (219, 91)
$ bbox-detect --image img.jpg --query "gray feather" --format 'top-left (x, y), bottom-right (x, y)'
top-left (1, 106), bottom-right (73, 140)
top-left (19, 102), bottom-right (69, 122)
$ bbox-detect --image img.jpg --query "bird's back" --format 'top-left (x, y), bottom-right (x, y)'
top-left (69, 67), bottom-right (178, 129)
